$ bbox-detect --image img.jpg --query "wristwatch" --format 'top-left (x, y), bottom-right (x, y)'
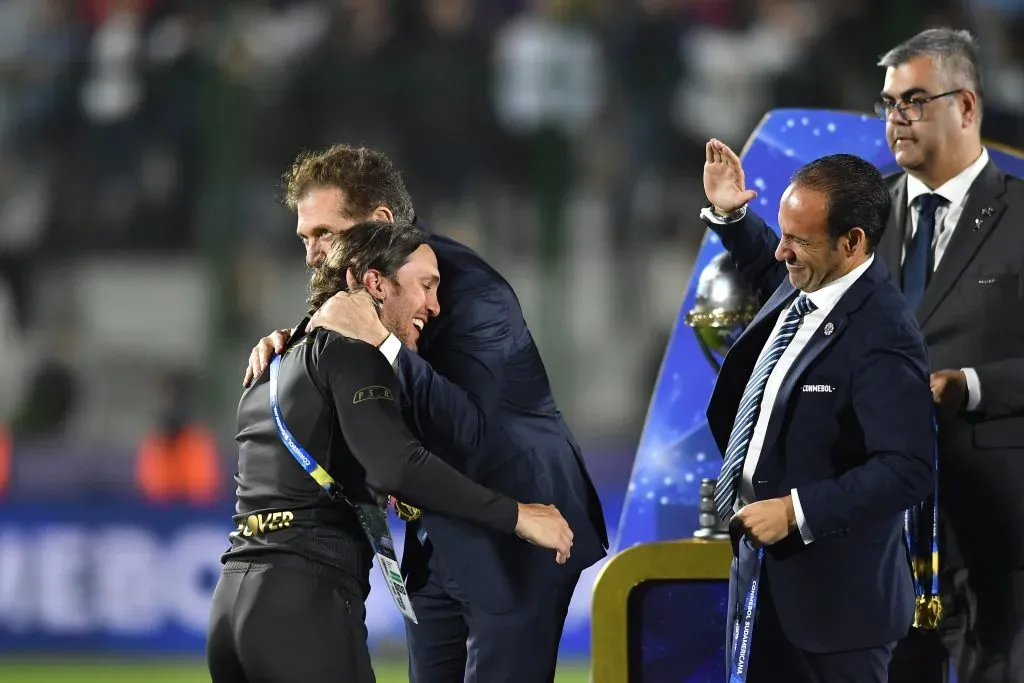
top-left (700, 204), bottom-right (747, 225)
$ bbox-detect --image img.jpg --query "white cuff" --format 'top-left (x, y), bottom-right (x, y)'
top-left (962, 367), bottom-right (982, 411)
top-left (377, 334), bottom-right (402, 368)
top-left (791, 488), bottom-right (814, 545)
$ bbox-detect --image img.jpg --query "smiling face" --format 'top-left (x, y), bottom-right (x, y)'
top-left (373, 244), bottom-right (440, 351)
top-left (307, 219), bottom-right (439, 351)
top-left (774, 184), bottom-right (848, 293)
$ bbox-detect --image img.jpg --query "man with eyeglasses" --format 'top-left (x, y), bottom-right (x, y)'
top-left (872, 28), bottom-right (1024, 683)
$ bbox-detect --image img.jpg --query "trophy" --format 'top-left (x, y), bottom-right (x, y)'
top-left (684, 252), bottom-right (759, 374)
top-left (685, 252), bottom-right (759, 538)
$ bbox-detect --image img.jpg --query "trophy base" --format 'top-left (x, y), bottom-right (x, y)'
top-left (692, 528), bottom-right (730, 540)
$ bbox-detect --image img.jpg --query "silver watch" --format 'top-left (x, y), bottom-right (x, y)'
top-left (700, 204), bottom-right (747, 225)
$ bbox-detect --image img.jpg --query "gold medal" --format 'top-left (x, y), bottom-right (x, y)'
top-left (923, 595), bottom-right (943, 629)
top-left (912, 595), bottom-right (943, 630)
top-left (394, 499), bottom-right (422, 521)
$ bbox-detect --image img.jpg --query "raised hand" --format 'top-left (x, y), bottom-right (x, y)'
top-left (703, 138), bottom-right (758, 215)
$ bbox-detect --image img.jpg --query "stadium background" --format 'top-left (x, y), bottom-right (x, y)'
top-left (1, 0), bottom-right (1022, 681)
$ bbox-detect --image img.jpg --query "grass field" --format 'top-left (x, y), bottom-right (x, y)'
top-left (0, 658), bottom-right (592, 682)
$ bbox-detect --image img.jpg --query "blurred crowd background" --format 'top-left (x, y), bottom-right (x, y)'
top-left (1, 0), bottom-right (1023, 675)
top-left (2, 0), bottom-right (1024, 483)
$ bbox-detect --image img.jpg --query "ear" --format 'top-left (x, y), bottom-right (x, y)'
top-left (844, 227), bottom-right (867, 255)
top-left (960, 90), bottom-right (980, 128)
top-left (370, 206), bottom-right (395, 223)
top-left (361, 268), bottom-right (387, 299)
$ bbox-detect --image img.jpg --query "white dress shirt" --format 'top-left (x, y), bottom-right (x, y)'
top-left (903, 148), bottom-right (989, 411)
top-left (378, 334), bottom-right (402, 368)
top-left (735, 256), bottom-right (875, 545)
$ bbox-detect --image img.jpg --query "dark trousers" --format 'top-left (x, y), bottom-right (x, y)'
top-left (404, 540), bottom-right (578, 683)
top-left (888, 567), bottom-right (1024, 683)
top-left (728, 539), bottom-right (895, 683)
top-left (207, 556), bottom-right (375, 683)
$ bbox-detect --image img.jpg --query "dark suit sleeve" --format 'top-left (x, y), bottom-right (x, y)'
top-left (317, 338), bottom-right (518, 534)
top-left (706, 209), bottom-right (788, 304)
top-left (795, 321), bottom-right (935, 537)
top-left (395, 281), bottom-right (508, 460)
top-left (973, 360), bottom-right (1024, 420)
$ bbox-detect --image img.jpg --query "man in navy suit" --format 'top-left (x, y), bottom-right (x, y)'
top-left (701, 139), bottom-right (935, 682)
top-left (243, 144), bottom-right (608, 683)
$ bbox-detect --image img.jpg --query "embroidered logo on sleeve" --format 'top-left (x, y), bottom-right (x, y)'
top-left (353, 386), bottom-right (394, 403)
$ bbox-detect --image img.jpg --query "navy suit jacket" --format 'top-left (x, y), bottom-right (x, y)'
top-left (706, 211), bottom-right (935, 652)
top-left (395, 229), bottom-right (608, 613)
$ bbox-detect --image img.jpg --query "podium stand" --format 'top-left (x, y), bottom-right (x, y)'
top-left (591, 538), bottom-right (732, 683)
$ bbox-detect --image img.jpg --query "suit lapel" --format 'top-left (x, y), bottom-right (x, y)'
top-left (882, 175), bottom-right (908, 280)
top-left (756, 259), bottom-right (883, 469)
top-left (732, 282), bottom-right (796, 351)
top-left (707, 283), bottom-right (796, 451)
top-left (916, 161), bottom-right (1008, 327)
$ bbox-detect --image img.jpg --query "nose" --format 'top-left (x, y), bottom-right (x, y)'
top-left (775, 240), bottom-right (792, 263)
top-left (887, 105), bottom-right (909, 127)
top-left (305, 242), bottom-right (320, 268)
top-left (426, 292), bottom-right (440, 318)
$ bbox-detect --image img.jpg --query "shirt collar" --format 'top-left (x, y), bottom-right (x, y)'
top-left (906, 147), bottom-right (989, 208)
top-left (802, 254), bottom-right (874, 315)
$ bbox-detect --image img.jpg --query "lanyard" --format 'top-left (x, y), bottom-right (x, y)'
top-left (268, 353), bottom-right (418, 623)
top-left (729, 545), bottom-right (763, 683)
top-left (904, 416), bottom-right (941, 628)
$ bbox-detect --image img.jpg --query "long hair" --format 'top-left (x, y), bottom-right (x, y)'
top-left (307, 220), bottom-right (427, 313)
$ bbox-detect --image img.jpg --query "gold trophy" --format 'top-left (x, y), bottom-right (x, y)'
top-left (684, 252), bottom-right (759, 373)
top-left (685, 252), bottom-right (759, 538)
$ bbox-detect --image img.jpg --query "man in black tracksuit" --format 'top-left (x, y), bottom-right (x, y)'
top-left (206, 221), bottom-right (573, 683)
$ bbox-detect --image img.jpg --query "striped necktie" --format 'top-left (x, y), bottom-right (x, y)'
top-left (714, 294), bottom-right (817, 520)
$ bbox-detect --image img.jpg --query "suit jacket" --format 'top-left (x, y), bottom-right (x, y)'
top-left (395, 229), bottom-right (609, 613)
top-left (880, 159), bottom-right (1024, 568)
top-left (706, 212), bottom-right (935, 652)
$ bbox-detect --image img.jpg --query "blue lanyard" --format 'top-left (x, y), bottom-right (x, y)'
top-left (267, 353), bottom-right (419, 623)
top-left (903, 415), bottom-right (941, 628)
top-left (729, 546), bottom-right (764, 682)
top-left (268, 354), bottom-right (344, 498)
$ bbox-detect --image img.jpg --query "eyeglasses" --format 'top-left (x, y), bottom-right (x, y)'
top-left (873, 89), bottom-right (964, 122)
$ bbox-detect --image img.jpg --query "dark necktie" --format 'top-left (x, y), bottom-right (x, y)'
top-left (902, 193), bottom-right (944, 310)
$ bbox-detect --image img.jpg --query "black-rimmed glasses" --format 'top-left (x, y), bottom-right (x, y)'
top-left (873, 89), bottom-right (964, 122)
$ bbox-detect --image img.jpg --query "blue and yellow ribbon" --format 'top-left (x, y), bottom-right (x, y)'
top-left (904, 415), bottom-right (942, 629)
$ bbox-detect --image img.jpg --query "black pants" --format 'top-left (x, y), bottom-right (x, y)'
top-left (746, 570), bottom-right (896, 683)
top-left (404, 539), bottom-right (579, 683)
top-left (207, 556), bottom-right (375, 683)
top-left (888, 567), bottom-right (1024, 683)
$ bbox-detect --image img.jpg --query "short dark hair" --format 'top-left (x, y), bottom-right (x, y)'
top-left (283, 145), bottom-right (416, 224)
top-left (878, 28), bottom-right (983, 115)
top-left (790, 154), bottom-right (891, 252)
top-left (307, 220), bottom-right (427, 312)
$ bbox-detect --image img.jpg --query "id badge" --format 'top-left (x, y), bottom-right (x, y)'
top-left (353, 501), bottom-right (418, 623)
